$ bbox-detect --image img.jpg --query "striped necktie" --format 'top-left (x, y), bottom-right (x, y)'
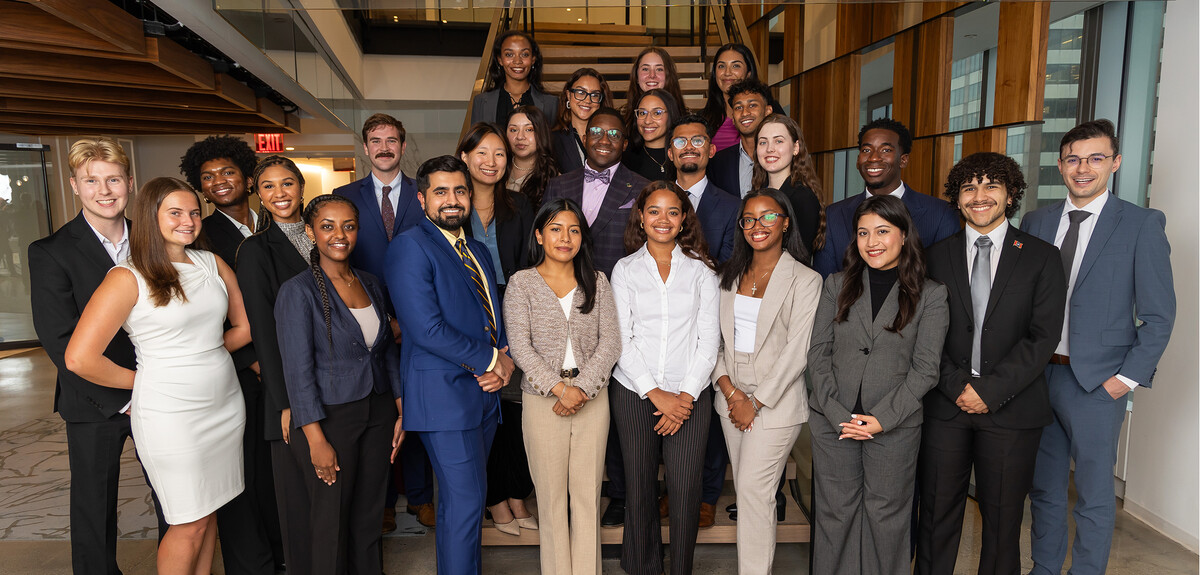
top-left (455, 238), bottom-right (497, 345)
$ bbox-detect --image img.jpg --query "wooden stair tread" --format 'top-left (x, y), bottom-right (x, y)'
top-left (543, 61), bottom-right (707, 78)
top-left (546, 77), bottom-right (708, 94)
top-left (541, 45), bottom-right (706, 61)
top-left (613, 97), bottom-right (707, 110)
top-left (534, 32), bottom-right (653, 46)
top-left (532, 23), bottom-right (648, 35)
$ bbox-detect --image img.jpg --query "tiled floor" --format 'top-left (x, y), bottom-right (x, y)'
top-left (0, 349), bottom-right (1195, 574)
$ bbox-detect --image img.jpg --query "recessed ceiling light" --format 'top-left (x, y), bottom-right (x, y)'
top-left (285, 147), bottom-right (295, 151)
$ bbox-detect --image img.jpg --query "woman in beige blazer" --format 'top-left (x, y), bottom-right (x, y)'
top-left (503, 198), bottom-right (622, 575)
top-left (712, 188), bottom-right (823, 575)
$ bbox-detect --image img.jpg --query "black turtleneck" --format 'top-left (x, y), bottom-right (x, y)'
top-left (868, 265), bottom-right (899, 320)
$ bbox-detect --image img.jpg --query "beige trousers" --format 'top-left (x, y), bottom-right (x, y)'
top-left (720, 413), bottom-right (801, 575)
top-left (522, 386), bottom-right (610, 575)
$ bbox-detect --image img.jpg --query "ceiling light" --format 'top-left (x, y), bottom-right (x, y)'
top-left (285, 147), bottom-right (295, 151)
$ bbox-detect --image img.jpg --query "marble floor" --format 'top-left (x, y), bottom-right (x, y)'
top-left (0, 349), bottom-right (1195, 574)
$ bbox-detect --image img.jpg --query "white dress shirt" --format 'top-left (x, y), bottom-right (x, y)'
top-left (218, 208), bottom-right (257, 238)
top-left (372, 172), bottom-right (403, 213)
top-left (863, 180), bottom-right (906, 200)
top-left (964, 222), bottom-right (1009, 289)
top-left (610, 244), bottom-right (720, 400)
top-left (678, 176), bottom-right (709, 210)
top-left (737, 143), bottom-right (754, 197)
top-left (85, 218), bottom-right (129, 265)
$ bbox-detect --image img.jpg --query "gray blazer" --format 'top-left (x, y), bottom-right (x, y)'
top-left (807, 271), bottom-right (949, 432)
top-left (712, 253), bottom-right (823, 430)
top-left (470, 87), bottom-right (559, 127)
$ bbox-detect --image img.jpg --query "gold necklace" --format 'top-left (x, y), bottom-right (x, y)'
top-left (643, 146), bottom-right (668, 174)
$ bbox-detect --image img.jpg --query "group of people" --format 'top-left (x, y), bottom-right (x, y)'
top-left (29, 28), bottom-right (1174, 575)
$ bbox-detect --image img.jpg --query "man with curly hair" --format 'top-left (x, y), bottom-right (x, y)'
top-left (179, 135), bottom-right (260, 264)
top-left (917, 152), bottom-right (1067, 575)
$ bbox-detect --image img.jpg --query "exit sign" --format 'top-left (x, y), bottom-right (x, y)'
top-left (255, 134), bottom-right (284, 153)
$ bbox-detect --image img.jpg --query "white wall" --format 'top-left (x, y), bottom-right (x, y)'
top-left (362, 55), bottom-right (480, 102)
top-left (1122, 0), bottom-right (1200, 553)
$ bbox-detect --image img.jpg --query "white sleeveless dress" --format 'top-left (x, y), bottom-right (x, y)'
top-left (119, 249), bottom-right (246, 525)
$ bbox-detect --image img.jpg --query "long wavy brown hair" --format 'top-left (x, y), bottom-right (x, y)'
top-left (622, 180), bottom-right (714, 270)
top-left (834, 195), bottom-right (926, 333)
top-left (129, 177), bottom-right (208, 307)
top-left (507, 105), bottom-right (559, 209)
top-left (623, 47), bottom-right (689, 126)
top-left (751, 114), bottom-right (826, 251)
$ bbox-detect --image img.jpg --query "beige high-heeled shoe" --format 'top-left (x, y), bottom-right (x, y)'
top-left (491, 518), bottom-right (520, 536)
top-left (514, 515), bottom-right (538, 530)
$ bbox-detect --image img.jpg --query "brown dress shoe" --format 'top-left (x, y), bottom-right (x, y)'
top-left (382, 508), bottom-right (397, 534)
top-left (407, 503), bottom-right (436, 528)
top-left (698, 502), bottom-right (716, 529)
top-left (658, 494), bottom-right (669, 518)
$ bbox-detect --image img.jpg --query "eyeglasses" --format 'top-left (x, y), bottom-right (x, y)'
top-left (671, 136), bottom-right (709, 149)
top-left (569, 88), bottom-right (604, 103)
top-left (586, 126), bottom-right (624, 141)
top-left (1060, 153), bottom-right (1115, 169)
top-left (634, 108), bottom-right (667, 119)
top-left (738, 213), bottom-right (783, 230)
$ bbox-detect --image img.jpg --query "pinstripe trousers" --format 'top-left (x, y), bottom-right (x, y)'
top-left (611, 381), bottom-right (712, 575)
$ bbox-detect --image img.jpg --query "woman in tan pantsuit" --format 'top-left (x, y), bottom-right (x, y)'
top-left (712, 188), bottom-right (822, 575)
top-left (504, 198), bottom-right (621, 575)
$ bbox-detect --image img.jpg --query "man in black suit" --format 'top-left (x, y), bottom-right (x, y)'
top-left (180, 135), bottom-right (280, 574)
top-left (543, 107), bottom-right (650, 277)
top-left (29, 137), bottom-right (168, 575)
top-left (918, 152), bottom-right (1067, 575)
top-left (813, 118), bottom-right (960, 277)
top-left (708, 80), bottom-right (773, 198)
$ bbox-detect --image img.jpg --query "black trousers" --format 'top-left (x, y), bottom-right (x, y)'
top-left (64, 416), bottom-right (168, 575)
top-left (486, 399), bottom-right (534, 506)
top-left (612, 382), bottom-right (712, 575)
top-left (915, 411), bottom-right (1043, 575)
top-left (288, 391), bottom-right (397, 574)
top-left (270, 437), bottom-right (312, 575)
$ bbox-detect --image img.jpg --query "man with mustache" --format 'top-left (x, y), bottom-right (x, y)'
top-left (387, 156), bottom-right (516, 574)
top-left (708, 80), bottom-right (772, 198)
top-left (919, 152), bottom-right (1067, 574)
top-left (333, 113), bottom-right (434, 530)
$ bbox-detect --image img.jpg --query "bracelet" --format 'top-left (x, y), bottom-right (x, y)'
top-left (724, 387), bottom-right (736, 402)
top-left (749, 394), bottom-right (762, 415)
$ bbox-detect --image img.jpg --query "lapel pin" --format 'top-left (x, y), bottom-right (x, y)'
top-left (1013, 240), bottom-right (1023, 249)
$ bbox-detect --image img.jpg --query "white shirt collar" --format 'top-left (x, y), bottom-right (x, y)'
top-left (371, 172), bottom-right (403, 196)
top-left (964, 221), bottom-right (1009, 253)
top-left (865, 180), bottom-right (906, 199)
top-left (218, 208), bottom-right (257, 238)
top-left (84, 217), bottom-right (129, 263)
top-left (677, 176), bottom-right (709, 205)
top-left (1064, 188), bottom-right (1109, 217)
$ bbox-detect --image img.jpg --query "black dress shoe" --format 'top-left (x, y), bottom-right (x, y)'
top-left (726, 502), bottom-right (737, 513)
top-left (601, 499), bottom-right (625, 527)
top-left (776, 492), bottom-right (786, 521)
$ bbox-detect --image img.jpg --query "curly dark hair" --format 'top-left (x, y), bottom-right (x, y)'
top-left (622, 180), bottom-right (714, 271)
top-left (858, 118), bottom-right (913, 155)
top-left (943, 152), bottom-right (1026, 219)
top-left (179, 135), bottom-right (258, 193)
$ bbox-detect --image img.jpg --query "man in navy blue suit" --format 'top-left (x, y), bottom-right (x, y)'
top-left (333, 113), bottom-right (434, 529)
top-left (708, 80), bottom-right (773, 198)
top-left (813, 118), bottom-right (960, 277)
top-left (387, 156), bottom-right (517, 574)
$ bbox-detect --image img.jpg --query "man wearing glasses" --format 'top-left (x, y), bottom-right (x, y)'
top-left (1021, 119), bottom-right (1175, 575)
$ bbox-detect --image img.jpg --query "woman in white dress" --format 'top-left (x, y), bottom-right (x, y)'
top-left (67, 176), bottom-right (252, 575)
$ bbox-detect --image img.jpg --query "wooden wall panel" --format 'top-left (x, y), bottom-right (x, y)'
top-left (872, 3), bottom-right (901, 44)
top-left (747, 19), bottom-right (769, 79)
top-left (782, 5), bottom-right (803, 79)
top-left (907, 137), bottom-right (936, 198)
top-left (922, 2), bottom-right (970, 21)
top-left (933, 134), bottom-right (958, 199)
top-left (912, 16), bottom-right (953, 138)
top-left (994, 1), bottom-right (1050, 124)
top-left (814, 151), bottom-right (836, 206)
top-left (828, 55), bottom-right (861, 150)
top-left (835, 3), bottom-right (874, 56)
top-left (891, 26), bottom-right (917, 129)
top-left (799, 65), bottom-right (830, 152)
top-left (961, 127), bottom-right (1009, 158)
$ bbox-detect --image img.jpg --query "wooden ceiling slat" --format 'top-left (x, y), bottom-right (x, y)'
top-left (0, 2), bottom-right (127, 54)
top-left (0, 111), bottom-right (290, 134)
top-left (214, 74), bottom-right (258, 111)
top-left (0, 97), bottom-right (282, 128)
top-left (0, 48), bottom-right (200, 90)
top-left (255, 97), bottom-right (286, 126)
top-left (21, 0), bottom-right (147, 55)
top-left (146, 37), bottom-right (217, 90)
top-left (0, 78), bottom-right (247, 111)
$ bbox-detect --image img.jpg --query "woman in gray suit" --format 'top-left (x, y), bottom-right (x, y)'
top-left (470, 31), bottom-right (558, 127)
top-left (807, 194), bottom-right (949, 575)
top-left (712, 188), bottom-right (822, 574)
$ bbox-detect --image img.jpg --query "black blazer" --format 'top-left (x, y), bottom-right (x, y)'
top-left (462, 191), bottom-right (534, 284)
top-left (693, 181), bottom-right (739, 264)
top-left (235, 225), bottom-right (309, 440)
top-left (708, 143), bottom-right (745, 198)
top-left (199, 210), bottom-right (257, 372)
top-left (28, 213), bottom-right (135, 422)
top-left (552, 129), bottom-right (585, 174)
top-left (777, 178), bottom-right (823, 258)
top-left (543, 164), bottom-right (650, 277)
top-left (924, 225), bottom-right (1067, 429)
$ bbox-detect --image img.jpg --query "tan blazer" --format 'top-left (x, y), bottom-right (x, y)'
top-left (712, 252), bottom-right (823, 429)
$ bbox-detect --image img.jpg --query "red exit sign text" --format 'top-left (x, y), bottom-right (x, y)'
top-left (255, 134), bottom-right (284, 153)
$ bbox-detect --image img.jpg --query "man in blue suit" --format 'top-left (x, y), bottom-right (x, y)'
top-left (813, 118), bottom-right (960, 277)
top-left (669, 114), bottom-right (740, 264)
top-left (333, 113), bottom-right (434, 528)
top-left (387, 156), bottom-right (516, 575)
top-left (1021, 119), bottom-right (1175, 575)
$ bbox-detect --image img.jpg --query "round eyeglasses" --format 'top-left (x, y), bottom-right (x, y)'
top-left (569, 88), bottom-right (604, 103)
top-left (1060, 153), bottom-right (1115, 169)
top-left (738, 213), bottom-right (783, 230)
top-left (671, 136), bottom-right (709, 149)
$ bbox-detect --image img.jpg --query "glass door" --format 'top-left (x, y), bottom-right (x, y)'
top-left (0, 144), bottom-right (53, 348)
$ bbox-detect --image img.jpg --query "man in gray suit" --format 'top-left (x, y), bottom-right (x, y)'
top-left (1021, 119), bottom-right (1175, 575)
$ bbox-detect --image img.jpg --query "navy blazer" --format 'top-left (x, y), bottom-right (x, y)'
top-left (551, 129), bottom-right (585, 174)
top-left (333, 174), bottom-right (423, 294)
top-left (707, 143), bottom-right (746, 198)
top-left (813, 185), bottom-right (960, 277)
top-left (387, 218), bottom-right (507, 432)
top-left (1021, 194), bottom-right (1175, 390)
top-left (275, 269), bottom-right (401, 428)
top-left (542, 163), bottom-right (650, 276)
top-left (693, 181), bottom-right (739, 264)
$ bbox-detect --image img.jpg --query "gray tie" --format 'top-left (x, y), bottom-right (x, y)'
top-left (1059, 210), bottom-right (1091, 283)
top-left (971, 235), bottom-right (993, 374)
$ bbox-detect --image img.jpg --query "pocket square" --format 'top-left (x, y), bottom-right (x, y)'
top-left (618, 200), bottom-right (635, 209)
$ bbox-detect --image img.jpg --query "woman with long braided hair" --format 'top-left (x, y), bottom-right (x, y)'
top-left (275, 194), bottom-right (405, 573)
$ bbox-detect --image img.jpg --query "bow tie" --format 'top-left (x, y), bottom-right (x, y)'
top-left (583, 168), bottom-right (611, 185)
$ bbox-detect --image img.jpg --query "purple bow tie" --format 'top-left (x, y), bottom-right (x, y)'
top-left (583, 168), bottom-right (611, 185)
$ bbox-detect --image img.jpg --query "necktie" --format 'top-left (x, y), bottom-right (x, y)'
top-left (381, 185), bottom-right (395, 241)
top-left (583, 168), bottom-right (611, 185)
top-left (970, 235), bottom-right (992, 374)
top-left (455, 238), bottom-right (497, 345)
top-left (1059, 210), bottom-right (1091, 283)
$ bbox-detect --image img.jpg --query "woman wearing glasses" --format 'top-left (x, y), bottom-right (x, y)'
top-left (752, 114), bottom-right (826, 256)
top-left (713, 189), bottom-right (822, 574)
top-left (471, 31), bottom-right (558, 126)
top-left (610, 181), bottom-right (719, 575)
top-left (552, 68), bottom-right (615, 174)
top-left (623, 89), bottom-right (682, 182)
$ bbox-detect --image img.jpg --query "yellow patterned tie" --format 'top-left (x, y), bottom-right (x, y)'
top-left (455, 238), bottom-right (497, 345)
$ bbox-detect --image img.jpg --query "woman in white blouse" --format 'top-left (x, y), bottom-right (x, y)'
top-left (712, 188), bottom-right (822, 574)
top-left (609, 180), bottom-right (720, 575)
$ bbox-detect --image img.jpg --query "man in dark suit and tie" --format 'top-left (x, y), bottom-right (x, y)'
top-left (707, 80), bottom-right (773, 198)
top-left (813, 118), bottom-right (960, 277)
top-left (543, 107), bottom-right (650, 277)
top-left (29, 137), bottom-right (168, 575)
top-left (332, 113), bottom-right (433, 529)
top-left (387, 156), bottom-right (517, 574)
top-left (918, 152), bottom-right (1067, 575)
top-left (179, 135), bottom-right (280, 574)
top-left (1022, 119), bottom-right (1175, 575)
